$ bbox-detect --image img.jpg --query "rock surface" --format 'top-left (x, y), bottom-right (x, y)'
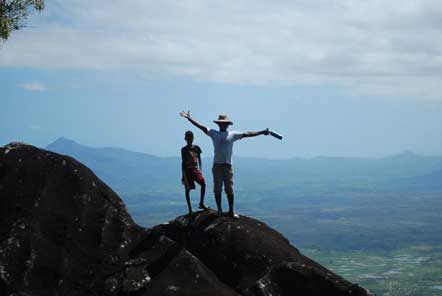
top-left (0, 143), bottom-right (374, 296)
top-left (153, 211), bottom-right (374, 296)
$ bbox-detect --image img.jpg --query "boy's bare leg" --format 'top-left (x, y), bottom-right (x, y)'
top-left (185, 190), bottom-right (192, 214)
top-left (198, 184), bottom-right (209, 210)
top-left (214, 192), bottom-right (222, 214)
top-left (227, 194), bottom-right (239, 219)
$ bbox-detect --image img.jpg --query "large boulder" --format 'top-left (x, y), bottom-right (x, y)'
top-left (152, 211), bottom-right (373, 296)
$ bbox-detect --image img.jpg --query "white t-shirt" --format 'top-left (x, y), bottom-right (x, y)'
top-left (207, 129), bottom-right (243, 164)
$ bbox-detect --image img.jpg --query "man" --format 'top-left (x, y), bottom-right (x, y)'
top-left (180, 111), bottom-right (269, 218)
top-left (181, 130), bottom-right (208, 215)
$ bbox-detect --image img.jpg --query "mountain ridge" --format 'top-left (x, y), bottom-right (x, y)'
top-left (44, 137), bottom-right (442, 196)
top-left (46, 137), bottom-right (441, 160)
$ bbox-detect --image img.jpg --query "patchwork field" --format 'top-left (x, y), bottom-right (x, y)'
top-left (303, 245), bottom-right (442, 296)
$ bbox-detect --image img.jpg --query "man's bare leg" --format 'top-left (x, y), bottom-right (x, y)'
top-left (198, 184), bottom-right (209, 210)
top-left (214, 191), bottom-right (222, 215)
top-left (227, 194), bottom-right (239, 219)
top-left (185, 190), bottom-right (192, 215)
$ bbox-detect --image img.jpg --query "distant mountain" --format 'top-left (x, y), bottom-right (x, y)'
top-left (46, 137), bottom-right (181, 195)
top-left (45, 137), bottom-right (442, 195)
top-left (234, 153), bottom-right (442, 191)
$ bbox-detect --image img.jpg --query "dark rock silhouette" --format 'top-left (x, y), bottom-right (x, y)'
top-left (152, 212), bottom-right (373, 296)
top-left (0, 143), bottom-right (374, 296)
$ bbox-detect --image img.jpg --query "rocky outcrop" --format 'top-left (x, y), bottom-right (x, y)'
top-left (0, 143), bottom-right (374, 296)
top-left (152, 211), bottom-right (373, 296)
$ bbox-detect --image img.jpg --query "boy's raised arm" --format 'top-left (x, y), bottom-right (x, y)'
top-left (180, 111), bottom-right (209, 135)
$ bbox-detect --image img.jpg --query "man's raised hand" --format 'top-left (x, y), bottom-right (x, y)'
top-left (179, 111), bottom-right (209, 134)
top-left (180, 110), bottom-right (191, 119)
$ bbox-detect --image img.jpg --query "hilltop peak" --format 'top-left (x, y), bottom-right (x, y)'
top-left (387, 150), bottom-right (420, 159)
top-left (398, 150), bottom-right (417, 156)
top-left (46, 137), bottom-right (81, 148)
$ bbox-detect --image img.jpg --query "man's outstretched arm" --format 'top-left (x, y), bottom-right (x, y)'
top-left (241, 129), bottom-right (270, 138)
top-left (180, 111), bottom-right (209, 135)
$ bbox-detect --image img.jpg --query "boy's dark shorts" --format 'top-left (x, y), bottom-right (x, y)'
top-left (183, 168), bottom-right (206, 190)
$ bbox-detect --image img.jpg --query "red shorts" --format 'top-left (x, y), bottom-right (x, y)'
top-left (183, 168), bottom-right (206, 190)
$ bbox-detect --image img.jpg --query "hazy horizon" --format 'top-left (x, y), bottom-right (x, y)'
top-left (26, 136), bottom-right (441, 160)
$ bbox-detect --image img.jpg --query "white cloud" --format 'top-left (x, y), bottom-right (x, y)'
top-left (18, 81), bottom-right (47, 92)
top-left (1, 0), bottom-right (442, 100)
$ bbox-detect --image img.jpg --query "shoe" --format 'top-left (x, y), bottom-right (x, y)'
top-left (217, 210), bottom-right (223, 216)
top-left (198, 204), bottom-right (210, 210)
top-left (228, 211), bottom-right (239, 219)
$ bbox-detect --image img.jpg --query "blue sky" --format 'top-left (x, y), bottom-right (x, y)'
top-left (1, 0), bottom-right (442, 158)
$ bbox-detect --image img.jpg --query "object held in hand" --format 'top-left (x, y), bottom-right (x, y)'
top-left (266, 129), bottom-right (283, 140)
top-left (180, 110), bottom-right (191, 119)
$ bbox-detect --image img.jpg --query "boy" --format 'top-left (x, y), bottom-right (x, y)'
top-left (180, 111), bottom-right (269, 219)
top-left (181, 130), bottom-right (209, 215)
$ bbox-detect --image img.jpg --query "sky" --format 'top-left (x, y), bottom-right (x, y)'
top-left (1, 0), bottom-right (442, 159)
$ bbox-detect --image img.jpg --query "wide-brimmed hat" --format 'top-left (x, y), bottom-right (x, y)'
top-left (213, 114), bottom-right (233, 125)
